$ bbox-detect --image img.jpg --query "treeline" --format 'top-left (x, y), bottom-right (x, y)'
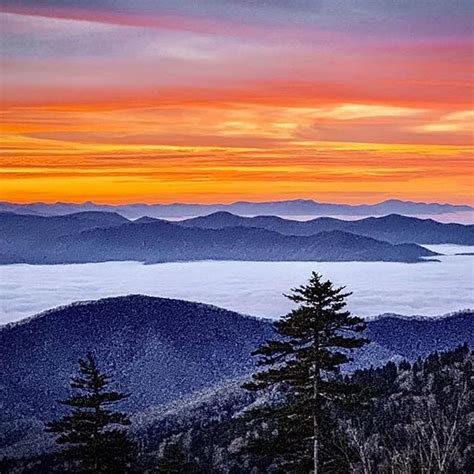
top-left (2, 274), bottom-right (472, 473)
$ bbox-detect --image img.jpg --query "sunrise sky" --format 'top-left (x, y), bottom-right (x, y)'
top-left (1, 0), bottom-right (473, 204)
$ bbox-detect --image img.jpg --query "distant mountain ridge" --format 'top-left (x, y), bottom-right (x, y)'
top-left (181, 212), bottom-right (474, 245)
top-left (1, 295), bottom-right (472, 457)
top-left (0, 211), bottom-right (437, 264)
top-left (1, 198), bottom-right (472, 220)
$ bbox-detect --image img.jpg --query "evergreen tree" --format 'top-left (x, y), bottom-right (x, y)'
top-left (45, 352), bottom-right (135, 473)
top-left (245, 272), bottom-right (368, 473)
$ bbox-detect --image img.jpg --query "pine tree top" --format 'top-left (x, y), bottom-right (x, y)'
top-left (248, 272), bottom-right (369, 391)
top-left (58, 352), bottom-right (130, 409)
top-left (45, 352), bottom-right (135, 472)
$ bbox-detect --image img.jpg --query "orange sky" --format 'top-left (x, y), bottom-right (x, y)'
top-left (1, 2), bottom-right (473, 204)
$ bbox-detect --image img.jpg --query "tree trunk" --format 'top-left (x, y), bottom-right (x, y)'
top-left (313, 368), bottom-right (319, 474)
top-left (313, 322), bottom-right (320, 474)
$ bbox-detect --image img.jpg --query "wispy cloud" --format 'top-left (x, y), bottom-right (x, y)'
top-left (0, 1), bottom-right (473, 204)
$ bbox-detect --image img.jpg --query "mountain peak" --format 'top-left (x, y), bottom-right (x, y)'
top-left (377, 213), bottom-right (416, 222)
top-left (207, 211), bottom-right (239, 218)
top-left (184, 211), bottom-right (243, 223)
top-left (61, 210), bottom-right (128, 221)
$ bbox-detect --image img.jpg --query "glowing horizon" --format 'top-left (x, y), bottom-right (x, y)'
top-left (1, 1), bottom-right (473, 204)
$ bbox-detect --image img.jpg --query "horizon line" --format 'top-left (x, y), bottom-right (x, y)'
top-left (1, 198), bottom-right (473, 208)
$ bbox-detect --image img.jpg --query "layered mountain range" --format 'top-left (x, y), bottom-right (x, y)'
top-left (1, 199), bottom-right (472, 220)
top-left (3, 210), bottom-right (472, 264)
top-left (180, 211), bottom-right (474, 244)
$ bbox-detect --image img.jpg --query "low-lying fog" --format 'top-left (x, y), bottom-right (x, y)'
top-left (1, 245), bottom-right (473, 324)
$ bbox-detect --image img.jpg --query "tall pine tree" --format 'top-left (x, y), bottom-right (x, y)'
top-left (245, 272), bottom-right (368, 473)
top-left (46, 352), bottom-right (135, 473)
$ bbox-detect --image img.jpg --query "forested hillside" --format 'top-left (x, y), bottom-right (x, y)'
top-left (132, 345), bottom-right (473, 473)
top-left (1, 295), bottom-right (472, 461)
top-left (3, 345), bottom-right (471, 473)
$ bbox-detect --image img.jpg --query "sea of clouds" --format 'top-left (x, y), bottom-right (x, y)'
top-left (1, 245), bottom-right (473, 324)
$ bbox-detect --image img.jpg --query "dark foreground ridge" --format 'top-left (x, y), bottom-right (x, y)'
top-left (1, 295), bottom-right (472, 458)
